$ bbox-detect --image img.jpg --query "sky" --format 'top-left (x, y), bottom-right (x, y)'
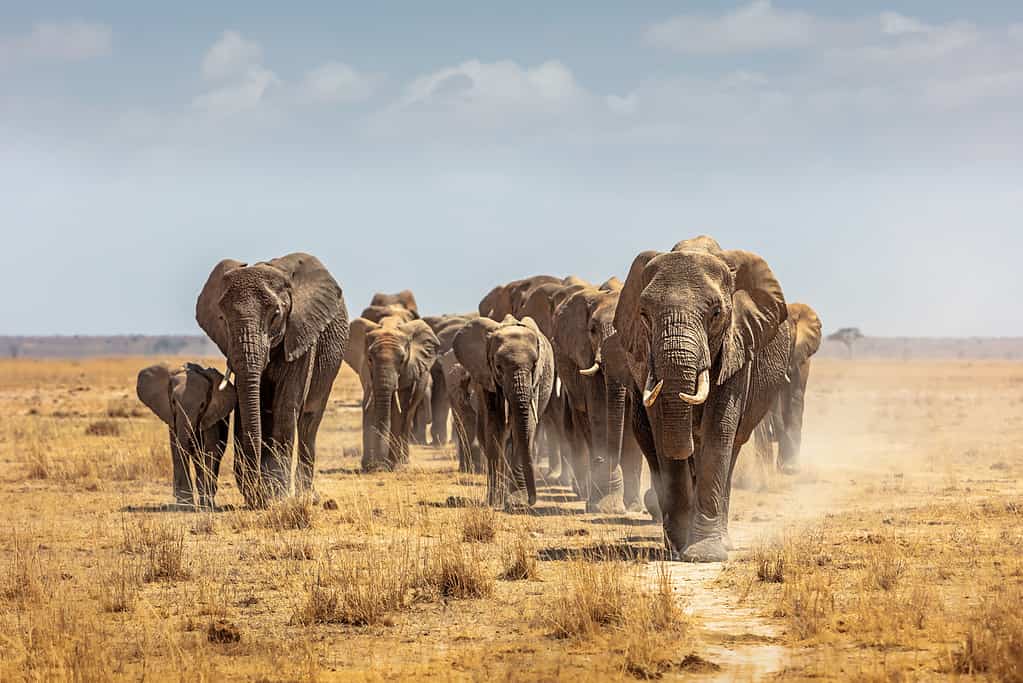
top-left (2, 1), bottom-right (1022, 337)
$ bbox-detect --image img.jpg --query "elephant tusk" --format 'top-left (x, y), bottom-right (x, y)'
top-left (363, 391), bottom-right (373, 410)
top-left (678, 369), bottom-right (710, 405)
top-left (219, 367), bottom-right (232, 391)
top-left (643, 376), bottom-right (664, 408)
top-left (579, 362), bottom-right (601, 377)
top-left (394, 392), bottom-right (402, 414)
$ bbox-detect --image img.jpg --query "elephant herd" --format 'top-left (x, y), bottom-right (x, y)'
top-left (136, 237), bottom-right (823, 562)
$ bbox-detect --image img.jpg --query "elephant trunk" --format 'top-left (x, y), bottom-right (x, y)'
top-left (231, 326), bottom-right (269, 507)
top-left (509, 369), bottom-right (536, 505)
top-left (650, 317), bottom-right (708, 461)
top-left (370, 372), bottom-right (398, 469)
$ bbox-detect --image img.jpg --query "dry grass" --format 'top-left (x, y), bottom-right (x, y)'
top-left (3, 356), bottom-right (1023, 680)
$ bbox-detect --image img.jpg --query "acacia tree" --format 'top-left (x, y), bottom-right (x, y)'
top-left (828, 328), bottom-right (863, 359)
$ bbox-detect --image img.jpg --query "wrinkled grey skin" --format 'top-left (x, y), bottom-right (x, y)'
top-left (425, 315), bottom-right (477, 447)
top-left (350, 316), bottom-right (439, 472)
top-left (519, 280), bottom-right (590, 487)
top-left (454, 316), bottom-right (555, 509)
top-left (754, 303), bottom-right (822, 474)
top-left (552, 283), bottom-right (643, 513)
top-left (196, 253), bottom-right (349, 507)
top-left (439, 349), bottom-right (483, 473)
top-left (137, 362), bottom-right (236, 508)
top-left (615, 236), bottom-right (789, 562)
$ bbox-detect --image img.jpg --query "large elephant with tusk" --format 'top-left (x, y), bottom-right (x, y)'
top-left (196, 253), bottom-right (349, 507)
top-left (349, 315), bottom-right (439, 471)
top-left (615, 236), bottom-right (791, 562)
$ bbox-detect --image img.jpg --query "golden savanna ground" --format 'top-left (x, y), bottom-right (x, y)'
top-left (1, 357), bottom-right (1022, 681)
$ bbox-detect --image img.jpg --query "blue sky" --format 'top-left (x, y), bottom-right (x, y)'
top-left (2, 2), bottom-right (1022, 336)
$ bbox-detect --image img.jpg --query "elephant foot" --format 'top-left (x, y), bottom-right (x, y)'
top-left (681, 537), bottom-right (729, 563)
top-left (721, 531), bottom-right (735, 551)
top-left (505, 489), bottom-right (533, 513)
top-left (586, 493), bottom-right (626, 515)
top-left (625, 499), bottom-right (646, 514)
top-left (780, 462), bottom-right (801, 476)
top-left (644, 488), bottom-right (662, 522)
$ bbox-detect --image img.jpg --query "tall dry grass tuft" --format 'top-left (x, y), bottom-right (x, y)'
top-left (500, 532), bottom-right (538, 581)
top-left (122, 517), bottom-right (190, 582)
top-left (293, 539), bottom-right (428, 626)
top-left (950, 585), bottom-right (1023, 678)
top-left (97, 557), bottom-right (143, 613)
top-left (546, 560), bottom-right (631, 639)
top-left (621, 564), bottom-right (692, 679)
top-left (460, 505), bottom-right (497, 543)
top-left (1, 534), bottom-right (45, 603)
top-left (261, 496), bottom-right (316, 531)
top-left (426, 542), bottom-right (494, 599)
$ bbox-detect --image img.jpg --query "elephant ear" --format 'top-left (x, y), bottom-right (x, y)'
top-left (400, 319), bottom-right (440, 380)
top-left (718, 250), bottom-right (788, 385)
top-left (554, 289), bottom-right (596, 372)
top-left (196, 259), bottom-right (245, 357)
top-left (394, 290), bottom-right (419, 317)
top-left (268, 253), bottom-right (345, 362)
top-left (194, 366), bottom-right (236, 429)
top-left (137, 363), bottom-right (175, 426)
top-left (345, 318), bottom-right (377, 374)
top-left (453, 317), bottom-right (500, 392)
top-left (789, 303), bottom-right (823, 368)
top-left (613, 251), bottom-right (661, 386)
top-left (599, 276), bottom-right (623, 292)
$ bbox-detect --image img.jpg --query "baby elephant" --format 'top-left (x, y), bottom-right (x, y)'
top-left (136, 363), bottom-right (236, 508)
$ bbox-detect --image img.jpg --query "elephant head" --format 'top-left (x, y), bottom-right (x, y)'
top-left (360, 304), bottom-right (417, 325)
top-left (616, 237), bottom-right (787, 462)
top-left (136, 362), bottom-right (235, 506)
top-left (353, 316), bottom-right (439, 471)
top-left (370, 290), bottom-right (419, 318)
top-left (788, 303), bottom-right (823, 371)
top-left (453, 315), bottom-right (554, 507)
top-left (195, 253), bottom-right (345, 500)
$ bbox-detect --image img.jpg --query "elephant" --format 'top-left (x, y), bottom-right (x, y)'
top-left (438, 349), bottom-right (484, 473)
top-left (425, 315), bottom-right (477, 446)
top-left (754, 303), bottom-right (822, 474)
top-left (478, 275), bottom-right (563, 321)
top-left (370, 290), bottom-right (419, 318)
top-left (552, 283), bottom-right (643, 513)
top-left (453, 315), bottom-right (555, 508)
top-left (196, 253), bottom-right (349, 507)
top-left (136, 362), bottom-right (236, 509)
top-left (349, 315), bottom-right (439, 471)
top-left (615, 236), bottom-right (790, 562)
top-left (520, 279), bottom-right (590, 486)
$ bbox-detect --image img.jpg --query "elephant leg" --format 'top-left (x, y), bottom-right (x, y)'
top-left (170, 428), bottom-right (195, 507)
top-left (264, 373), bottom-right (305, 500)
top-left (778, 382), bottom-right (806, 474)
top-left (621, 425), bottom-right (644, 513)
top-left (682, 386), bottom-right (744, 563)
top-left (360, 402), bottom-right (374, 470)
top-left (296, 404), bottom-right (326, 497)
top-left (430, 371), bottom-right (450, 446)
top-left (753, 419), bottom-right (774, 471)
top-left (194, 422), bottom-right (227, 509)
top-left (481, 392), bottom-right (507, 508)
top-left (566, 408), bottom-right (592, 505)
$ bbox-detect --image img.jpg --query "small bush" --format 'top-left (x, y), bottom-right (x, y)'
top-left (122, 518), bottom-right (189, 582)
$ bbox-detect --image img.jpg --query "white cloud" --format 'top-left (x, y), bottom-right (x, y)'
top-left (397, 59), bottom-right (583, 114)
top-left (879, 12), bottom-right (931, 36)
top-left (301, 61), bottom-right (375, 103)
top-left (0, 21), bottom-right (111, 64)
top-left (193, 67), bottom-right (279, 118)
top-left (645, 0), bottom-right (815, 54)
top-left (201, 30), bottom-right (261, 81)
